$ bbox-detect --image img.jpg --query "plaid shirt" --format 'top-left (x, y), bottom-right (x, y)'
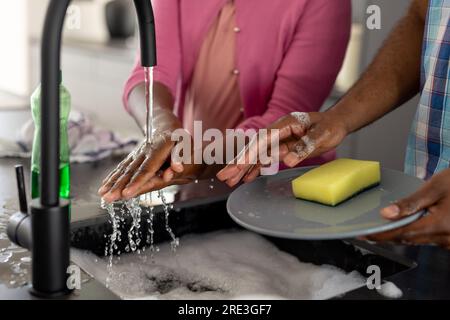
top-left (405, 0), bottom-right (450, 180)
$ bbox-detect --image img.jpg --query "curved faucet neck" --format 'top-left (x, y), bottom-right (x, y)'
top-left (32, 0), bottom-right (157, 297)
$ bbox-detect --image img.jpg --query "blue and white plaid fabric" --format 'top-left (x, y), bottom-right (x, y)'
top-left (405, 0), bottom-right (450, 180)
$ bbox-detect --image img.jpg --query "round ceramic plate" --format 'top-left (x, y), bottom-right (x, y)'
top-left (227, 167), bottom-right (425, 240)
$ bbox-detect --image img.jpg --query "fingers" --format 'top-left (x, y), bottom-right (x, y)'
top-left (216, 164), bottom-right (241, 184)
top-left (366, 186), bottom-right (450, 248)
top-left (233, 120), bottom-right (305, 178)
top-left (217, 134), bottom-right (291, 187)
top-left (365, 205), bottom-right (448, 245)
top-left (288, 112), bottom-right (311, 137)
top-left (368, 170), bottom-right (450, 248)
top-left (161, 138), bottom-right (194, 183)
top-left (163, 168), bottom-right (175, 182)
top-left (217, 114), bottom-right (315, 186)
top-left (98, 154), bottom-right (134, 195)
top-left (380, 180), bottom-right (443, 220)
top-left (100, 133), bottom-right (176, 202)
top-left (123, 160), bottom-right (200, 199)
top-left (224, 165), bottom-right (249, 187)
top-left (134, 173), bottom-right (193, 196)
top-left (171, 161), bottom-right (184, 173)
top-left (162, 162), bottom-right (193, 184)
top-left (282, 135), bottom-right (316, 168)
top-left (122, 140), bottom-right (175, 199)
top-left (366, 213), bottom-right (434, 243)
top-left (234, 133), bottom-right (260, 171)
top-left (228, 148), bottom-right (256, 184)
top-left (233, 122), bottom-right (292, 172)
top-left (162, 159), bottom-right (185, 182)
top-left (217, 163), bottom-right (250, 187)
top-left (216, 135), bottom-right (254, 185)
top-left (98, 167), bottom-right (125, 196)
top-left (243, 164), bottom-right (262, 183)
top-left (101, 151), bottom-right (147, 203)
top-left (274, 112), bottom-right (311, 140)
top-left (133, 176), bottom-right (166, 196)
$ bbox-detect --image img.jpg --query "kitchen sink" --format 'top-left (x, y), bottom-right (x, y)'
top-left (70, 195), bottom-right (416, 299)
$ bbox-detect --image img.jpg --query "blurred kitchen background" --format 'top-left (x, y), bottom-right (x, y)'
top-left (0, 0), bottom-right (418, 171)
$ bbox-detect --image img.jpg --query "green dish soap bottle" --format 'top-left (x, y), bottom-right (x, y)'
top-left (30, 71), bottom-right (71, 200)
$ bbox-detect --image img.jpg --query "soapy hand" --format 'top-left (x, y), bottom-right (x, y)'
top-left (98, 131), bottom-right (206, 202)
top-left (217, 111), bottom-right (349, 187)
top-left (364, 168), bottom-right (450, 250)
top-left (98, 131), bottom-right (174, 203)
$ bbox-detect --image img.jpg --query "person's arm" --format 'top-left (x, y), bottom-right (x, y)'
top-left (237, 0), bottom-right (351, 131)
top-left (127, 82), bottom-right (177, 134)
top-left (147, 0), bottom-right (352, 186)
top-left (327, 0), bottom-right (428, 134)
top-left (217, 0), bottom-right (429, 186)
top-left (99, 0), bottom-right (184, 202)
top-left (123, 0), bottom-right (182, 132)
top-left (99, 82), bottom-right (183, 203)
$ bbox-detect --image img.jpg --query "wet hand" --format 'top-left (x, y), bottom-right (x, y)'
top-left (136, 138), bottom-right (207, 196)
top-left (217, 111), bottom-right (348, 187)
top-left (364, 168), bottom-right (450, 250)
top-left (98, 131), bottom-right (175, 203)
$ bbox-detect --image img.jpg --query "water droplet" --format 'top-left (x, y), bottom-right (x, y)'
top-left (20, 257), bottom-right (31, 263)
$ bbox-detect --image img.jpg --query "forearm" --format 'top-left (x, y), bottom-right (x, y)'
top-left (328, 0), bottom-right (428, 134)
top-left (128, 82), bottom-right (181, 135)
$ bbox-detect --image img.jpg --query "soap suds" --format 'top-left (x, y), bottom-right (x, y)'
top-left (72, 230), bottom-right (365, 300)
top-left (290, 112), bottom-right (311, 128)
top-left (294, 136), bottom-right (316, 159)
top-left (376, 281), bottom-right (403, 299)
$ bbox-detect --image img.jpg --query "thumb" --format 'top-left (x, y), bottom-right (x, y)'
top-left (381, 182), bottom-right (442, 220)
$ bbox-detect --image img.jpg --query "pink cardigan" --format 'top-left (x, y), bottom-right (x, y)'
top-left (124, 0), bottom-right (351, 165)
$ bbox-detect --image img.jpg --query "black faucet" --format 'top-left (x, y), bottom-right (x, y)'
top-left (7, 0), bottom-right (156, 298)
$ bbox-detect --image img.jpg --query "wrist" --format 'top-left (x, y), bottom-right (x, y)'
top-left (324, 104), bottom-right (353, 137)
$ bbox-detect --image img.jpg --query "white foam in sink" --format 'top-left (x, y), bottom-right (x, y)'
top-left (71, 230), bottom-right (366, 300)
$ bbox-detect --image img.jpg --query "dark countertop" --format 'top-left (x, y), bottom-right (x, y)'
top-left (0, 157), bottom-right (449, 299)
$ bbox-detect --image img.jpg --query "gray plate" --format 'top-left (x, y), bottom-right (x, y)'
top-left (227, 167), bottom-right (425, 240)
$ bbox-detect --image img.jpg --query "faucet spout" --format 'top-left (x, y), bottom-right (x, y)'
top-left (41, 0), bottom-right (157, 206)
top-left (7, 0), bottom-right (157, 298)
top-left (133, 0), bottom-right (157, 67)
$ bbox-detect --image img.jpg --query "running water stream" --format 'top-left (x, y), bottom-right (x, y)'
top-left (103, 66), bottom-right (179, 284)
top-left (102, 193), bottom-right (179, 287)
top-left (143, 193), bottom-right (158, 257)
top-left (144, 66), bottom-right (154, 143)
top-left (158, 190), bottom-right (179, 252)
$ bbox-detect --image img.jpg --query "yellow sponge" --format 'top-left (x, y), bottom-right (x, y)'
top-left (292, 159), bottom-right (381, 206)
